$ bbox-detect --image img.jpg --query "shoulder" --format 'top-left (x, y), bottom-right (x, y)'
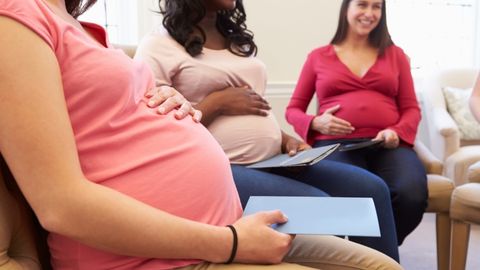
top-left (0, 0), bottom-right (57, 49)
top-left (384, 45), bottom-right (408, 59)
top-left (136, 25), bottom-right (188, 58)
top-left (308, 44), bottom-right (333, 57)
top-left (303, 44), bottom-right (334, 64)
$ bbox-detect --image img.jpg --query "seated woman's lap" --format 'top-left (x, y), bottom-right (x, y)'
top-left (177, 235), bottom-right (402, 270)
top-left (231, 160), bottom-right (400, 261)
top-left (313, 140), bottom-right (428, 245)
top-left (230, 165), bottom-right (328, 209)
top-left (366, 146), bottom-right (428, 244)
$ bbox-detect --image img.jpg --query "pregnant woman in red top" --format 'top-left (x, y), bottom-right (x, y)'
top-left (286, 0), bottom-right (428, 245)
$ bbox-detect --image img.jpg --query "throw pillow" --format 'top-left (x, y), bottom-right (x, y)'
top-left (443, 86), bottom-right (480, 140)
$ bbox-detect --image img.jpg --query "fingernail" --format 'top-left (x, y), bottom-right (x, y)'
top-left (158, 107), bottom-right (165, 114)
top-left (148, 100), bottom-right (155, 107)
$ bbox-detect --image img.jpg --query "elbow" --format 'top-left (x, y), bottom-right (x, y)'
top-left (470, 98), bottom-right (480, 123)
top-left (35, 206), bottom-right (67, 234)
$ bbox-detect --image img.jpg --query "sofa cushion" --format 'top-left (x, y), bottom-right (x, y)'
top-left (443, 86), bottom-right (480, 140)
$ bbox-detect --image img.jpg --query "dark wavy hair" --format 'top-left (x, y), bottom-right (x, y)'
top-left (158, 0), bottom-right (257, 57)
top-left (66, 0), bottom-right (98, 18)
top-left (330, 0), bottom-right (393, 55)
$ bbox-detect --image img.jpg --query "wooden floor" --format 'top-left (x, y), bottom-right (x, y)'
top-left (399, 213), bottom-right (480, 270)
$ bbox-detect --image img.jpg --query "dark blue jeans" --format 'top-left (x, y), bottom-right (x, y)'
top-left (231, 158), bottom-right (399, 262)
top-left (314, 140), bottom-right (428, 246)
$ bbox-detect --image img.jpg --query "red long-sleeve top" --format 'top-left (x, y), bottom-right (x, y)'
top-left (286, 44), bottom-right (421, 146)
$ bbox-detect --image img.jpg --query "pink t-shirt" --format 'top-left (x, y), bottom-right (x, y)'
top-left (0, 0), bottom-right (242, 269)
top-left (135, 28), bottom-right (282, 164)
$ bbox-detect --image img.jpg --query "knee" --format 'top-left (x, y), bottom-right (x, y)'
top-left (357, 172), bottom-right (391, 200)
top-left (393, 175), bottom-right (428, 209)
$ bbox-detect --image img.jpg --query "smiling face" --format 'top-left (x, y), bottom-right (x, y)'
top-left (203, 0), bottom-right (236, 12)
top-left (346, 0), bottom-right (383, 38)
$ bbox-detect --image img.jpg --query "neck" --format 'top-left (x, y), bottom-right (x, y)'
top-left (44, 0), bottom-right (67, 10)
top-left (342, 33), bottom-right (371, 50)
top-left (199, 11), bottom-right (217, 30)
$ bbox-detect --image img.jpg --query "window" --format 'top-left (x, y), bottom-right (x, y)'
top-left (387, 0), bottom-right (479, 74)
top-left (79, 0), bottom-right (138, 45)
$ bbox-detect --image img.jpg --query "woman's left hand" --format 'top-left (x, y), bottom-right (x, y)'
top-left (374, 129), bottom-right (400, 149)
top-left (146, 86), bottom-right (202, 122)
top-left (282, 132), bottom-right (311, 156)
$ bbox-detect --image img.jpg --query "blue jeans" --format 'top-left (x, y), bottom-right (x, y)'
top-left (314, 140), bottom-right (428, 246)
top-left (231, 159), bottom-right (399, 262)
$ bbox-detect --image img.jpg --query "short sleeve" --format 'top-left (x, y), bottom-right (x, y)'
top-left (134, 28), bottom-right (184, 87)
top-left (0, 0), bottom-right (58, 50)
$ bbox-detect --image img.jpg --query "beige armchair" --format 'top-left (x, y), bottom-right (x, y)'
top-left (422, 68), bottom-right (480, 161)
top-left (415, 141), bottom-right (455, 270)
top-left (449, 161), bottom-right (480, 270)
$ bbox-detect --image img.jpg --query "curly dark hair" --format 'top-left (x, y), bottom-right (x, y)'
top-left (66, 0), bottom-right (98, 18)
top-left (158, 0), bottom-right (257, 57)
top-left (330, 0), bottom-right (393, 55)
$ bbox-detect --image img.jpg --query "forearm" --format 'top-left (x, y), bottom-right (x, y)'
top-left (280, 131), bottom-right (290, 153)
top-left (194, 93), bottom-right (222, 127)
top-left (471, 76), bottom-right (480, 122)
top-left (46, 180), bottom-right (231, 263)
top-left (471, 95), bottom-right (480, 123)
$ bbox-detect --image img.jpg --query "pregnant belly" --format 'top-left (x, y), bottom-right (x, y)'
top-left (319, 90), bottom-right (400, 129)
top-left (208, 112), bottom-right (282, 164)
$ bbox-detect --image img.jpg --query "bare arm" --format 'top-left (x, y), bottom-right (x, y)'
top-left (194, 86), bottom-right (271, 127)
top-left (470, 74), bottom-right (480, 123)
top-left (0, 17), bottom-right (291, 264)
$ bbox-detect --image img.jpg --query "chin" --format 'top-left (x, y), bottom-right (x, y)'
top-left (222, 0), bottom-right (236, 10)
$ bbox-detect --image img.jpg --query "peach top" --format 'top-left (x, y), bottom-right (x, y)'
top-left (0, 0), bottom-right (242, 269)
top-left (135, 28), bottom-right (283, 164)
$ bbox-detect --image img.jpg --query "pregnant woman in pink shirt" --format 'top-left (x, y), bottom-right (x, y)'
top-left (0, 0), bottom-right (401, 269)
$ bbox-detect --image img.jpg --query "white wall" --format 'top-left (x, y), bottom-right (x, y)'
top-left (137, 0), bottom-right (341, 83)
top-left (243, 0), bottom-right (341, 83)
top-left (241, 0), bottom-right (342, 136)
top-left (137, 0), bottom-right (161, 40)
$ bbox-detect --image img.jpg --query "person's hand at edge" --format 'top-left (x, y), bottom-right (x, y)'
top-left (281, 131), bottom-right (311, 156)
top-left (146, 85), bottom-right (202, 122)
top-left (195, 85), bottom-right (271, 126)
top-left (310, 104), bottom-right (354, 135)
top-left (373, 129), bottom-right (399, 149)
top-left (231, 210), bottom-right (293, 264)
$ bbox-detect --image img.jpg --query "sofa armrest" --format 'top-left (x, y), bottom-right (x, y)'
top-left (414, 140), bottom-right (443, 174)
top-left (468, 161), bottom-right (480, 183)
top-left (113, 44), bottom-right (137, 58)
top-left (429, 108), bottom-right (461, 160)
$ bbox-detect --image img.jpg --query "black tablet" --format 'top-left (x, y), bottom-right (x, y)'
top-left (339, 139), bottom-right (384, 152)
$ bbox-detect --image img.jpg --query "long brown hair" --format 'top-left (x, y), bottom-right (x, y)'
top-left (66, 0), bottom-right (98, 18)
top-left (330, 0), bottom-right (393, 54)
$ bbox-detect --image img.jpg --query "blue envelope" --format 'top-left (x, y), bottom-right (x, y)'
top-left (243, 196), bottom-right (380, 237)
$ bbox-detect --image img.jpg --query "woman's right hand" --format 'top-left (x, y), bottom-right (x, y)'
top-left (231, 210), bottom-right (293, 264)
top-left (214, 86), bottom-right (271, 116)
top-left (146, 86), bottom-right (202, 122)
top-left (310, 104), bottom-right (354, 135)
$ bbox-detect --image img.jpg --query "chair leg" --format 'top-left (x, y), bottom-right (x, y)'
top-left (437, 213), bottom-right (451, 270)
top-left (450, 220), bottom-right (470, 270)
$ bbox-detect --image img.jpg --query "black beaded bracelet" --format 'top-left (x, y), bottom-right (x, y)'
top-left (225, 225), bottom-right (238, 264)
